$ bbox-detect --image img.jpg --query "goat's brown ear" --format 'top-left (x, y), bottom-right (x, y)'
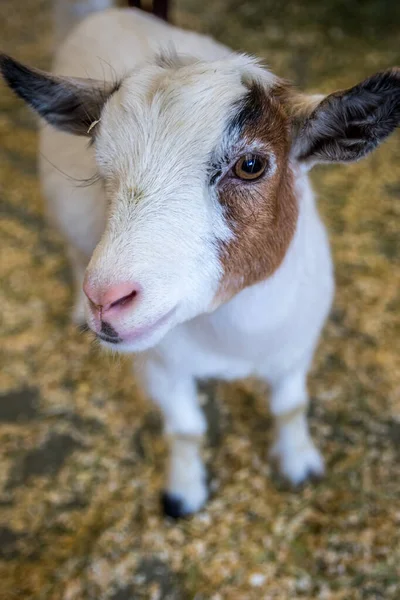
top-left (0, 54), bottom-right (120, 136)
top-left (291, 68), bottom-right (400, 166)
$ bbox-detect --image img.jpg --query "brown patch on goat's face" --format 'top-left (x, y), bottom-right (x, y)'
top-left (213, 84), bottom-right (298, 305)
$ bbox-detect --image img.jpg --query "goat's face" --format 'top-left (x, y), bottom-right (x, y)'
top-left (83, 58), bottom-right (298, 350)
top-left (1, 54), bottom-right (399, 351)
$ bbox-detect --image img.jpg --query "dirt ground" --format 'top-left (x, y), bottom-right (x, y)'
top-left (0, 1), bottom-right (399, 598)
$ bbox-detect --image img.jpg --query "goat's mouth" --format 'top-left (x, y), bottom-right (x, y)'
top-left (96, 332), bottom-right (122, 344)
top-left (94, 305), bottom-right (178, 352)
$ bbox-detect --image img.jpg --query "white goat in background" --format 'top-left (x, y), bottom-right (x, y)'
top-left (1, 2), bottom-right (399, 517)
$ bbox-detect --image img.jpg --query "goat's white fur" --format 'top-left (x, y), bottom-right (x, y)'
top-left (39, 7), bottom-right (334, 514)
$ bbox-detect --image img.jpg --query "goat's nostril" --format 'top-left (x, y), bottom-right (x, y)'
top-left (109, 290), bottom-right (137, 309)
top-left (83, 280), bottom-right (140, 313)
top-left (101, 282), bottom-right (140, 313)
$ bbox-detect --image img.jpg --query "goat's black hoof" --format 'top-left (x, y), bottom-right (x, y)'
top-left (161, 492), bottom-right (189, 519)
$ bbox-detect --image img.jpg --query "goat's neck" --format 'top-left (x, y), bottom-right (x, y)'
top-left (209, 172), bottom-right (321, 329)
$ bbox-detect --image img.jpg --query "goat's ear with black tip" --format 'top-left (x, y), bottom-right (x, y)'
top-left (0, 54), bottom-right (120, 136)
top-left (291, 68), bottom-right (400, 167)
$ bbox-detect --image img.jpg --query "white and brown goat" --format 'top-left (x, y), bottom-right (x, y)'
top-left (1, 5), bottom-right (399, 517)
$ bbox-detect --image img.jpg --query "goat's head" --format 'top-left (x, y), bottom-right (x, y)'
top-left (1, 53), bottom-right (399, 351)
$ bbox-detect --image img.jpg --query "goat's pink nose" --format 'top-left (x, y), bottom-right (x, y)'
top-left (83, 280), bottom-right (140, 313)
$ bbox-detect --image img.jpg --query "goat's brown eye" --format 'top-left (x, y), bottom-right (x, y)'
top-left (234, 154), bottom-right (267, 181)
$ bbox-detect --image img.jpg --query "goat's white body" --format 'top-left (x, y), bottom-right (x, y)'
top-left (54, 7), bottom-right (231, 79)
top-left (40, 7), bottom-right (334, 514)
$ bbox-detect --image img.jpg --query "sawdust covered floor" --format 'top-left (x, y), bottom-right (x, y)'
top-left (0, 1), bottom-right (399, 598)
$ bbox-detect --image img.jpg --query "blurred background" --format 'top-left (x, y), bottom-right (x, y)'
top-left (0, 1), bottom-right (399, 599)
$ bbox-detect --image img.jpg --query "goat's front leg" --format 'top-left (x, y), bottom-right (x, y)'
top-left (269, 369), bottom-right (324, 485)
top-left (137, 357), bottom-right (208, 518)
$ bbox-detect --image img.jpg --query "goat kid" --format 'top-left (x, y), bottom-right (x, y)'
top-left (1, 6), bottom-right (399, 517)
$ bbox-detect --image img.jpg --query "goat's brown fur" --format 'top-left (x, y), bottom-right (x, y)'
top-left (215, 87), bottom-right (298, 304)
